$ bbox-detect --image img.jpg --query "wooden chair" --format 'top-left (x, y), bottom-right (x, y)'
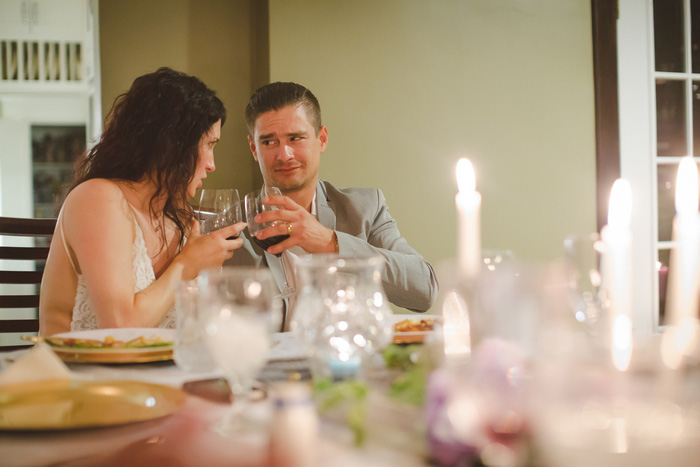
top-left (0, 216), bottom-right (56, 349)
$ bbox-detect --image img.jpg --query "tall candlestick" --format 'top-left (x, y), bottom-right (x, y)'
top-left (663, 157), bottom-right (700, 366)
top-left (600, 179), bottom-right (633, 371)
top-left (455, 158), bottom-right (481, 281)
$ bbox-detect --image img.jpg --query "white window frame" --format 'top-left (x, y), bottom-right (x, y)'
top-left (617, 0), bottom-right (700, 334)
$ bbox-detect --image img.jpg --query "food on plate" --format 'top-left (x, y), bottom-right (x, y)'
top-left (392, 318), bottom-right (436, 344)
top-left (394, 318), bottom-right (435, 333)
top-left (42, 335), bottom-right (173, 349)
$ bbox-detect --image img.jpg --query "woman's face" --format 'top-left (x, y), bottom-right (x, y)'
top-left (187, 119), bottom-right (221, 199)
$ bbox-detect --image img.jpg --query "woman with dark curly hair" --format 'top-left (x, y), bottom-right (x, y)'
top-left (39, 68), bottom-right (245, 335)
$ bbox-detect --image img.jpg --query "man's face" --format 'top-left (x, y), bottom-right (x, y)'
top-left (248, 104), bottom-right (328, 194)
top-left (187, 119), bottom-right (220, 199)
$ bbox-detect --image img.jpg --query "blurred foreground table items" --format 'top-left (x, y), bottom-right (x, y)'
top-left (0, 341), bottom-right (428, 467)
top-left (533, 176), bottom-right (700, 467)
top-left (425, 258), bottom-right (566, 466)
top-left (425, 249), bottom-right (700, 467)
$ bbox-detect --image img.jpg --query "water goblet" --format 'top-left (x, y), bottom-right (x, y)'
top-left (198, 189), bottom-right (242, 238)
top-left (198, 267), bottom-right (282, 435)
top-left (563, 233), bottom-right (607, 332)
top-left (244, 186), bottom-right (294, 298)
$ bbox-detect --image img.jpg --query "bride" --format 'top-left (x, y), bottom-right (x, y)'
top-left (39, 68), bottom-right (245, 335)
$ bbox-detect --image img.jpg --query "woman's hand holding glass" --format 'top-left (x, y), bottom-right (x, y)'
top-left (177, 220), bottom-right (245, 280)
top-left (198, 189), bottom-right (243, 238)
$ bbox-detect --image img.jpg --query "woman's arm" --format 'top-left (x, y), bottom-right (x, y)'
top-left (63, 179), bottom-right (244, 328)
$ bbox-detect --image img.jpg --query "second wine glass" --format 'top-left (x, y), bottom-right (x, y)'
top-left (198, 189), bottom-right (242, 239)
top-left (199, 267), bottom-right (281, 435)
top-left (245, 186), bottom-right (294, 298)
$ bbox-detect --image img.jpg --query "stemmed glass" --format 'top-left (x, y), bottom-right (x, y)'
top-left (198, 189), bottom-right (242, 238)
top-left (199, 267), bottom-right (281, 435)
top-left (245, 186), bottom-right (294, 298)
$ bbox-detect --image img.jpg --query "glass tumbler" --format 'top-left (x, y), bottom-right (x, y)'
top-left (174, 279), bottom-right (217, 373)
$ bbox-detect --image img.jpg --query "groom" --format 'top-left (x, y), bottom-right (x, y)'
top-left (227, 82), bottom-right (438, 325)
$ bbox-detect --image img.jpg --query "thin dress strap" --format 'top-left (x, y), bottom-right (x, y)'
top-left (58, 204), bottom-right (80, 275)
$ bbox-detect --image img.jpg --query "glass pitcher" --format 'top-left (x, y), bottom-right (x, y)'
top-left (290, 255), bottom-right (393, 381)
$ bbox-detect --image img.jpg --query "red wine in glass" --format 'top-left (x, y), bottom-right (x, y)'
top-left (252, 235), bottom-right (290, 257)
top-left (245, 187), bottom-right (294, 298)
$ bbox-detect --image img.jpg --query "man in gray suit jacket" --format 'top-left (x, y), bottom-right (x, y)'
top-left (228, 82), bottom-right (438, 320)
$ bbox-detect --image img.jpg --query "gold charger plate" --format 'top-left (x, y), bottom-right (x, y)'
top-left (49, 328), bottom-right (175, 364)
top-left (52, 347), bottom-right (174, 363)
top-left (0, 379), bottom-right (186, 430)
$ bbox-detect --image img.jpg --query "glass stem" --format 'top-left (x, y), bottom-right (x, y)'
top-left (279, 254), bottom-right (292, 291)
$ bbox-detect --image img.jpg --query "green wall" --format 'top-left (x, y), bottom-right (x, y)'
top-left (268, 0), bottom-right (597, 267)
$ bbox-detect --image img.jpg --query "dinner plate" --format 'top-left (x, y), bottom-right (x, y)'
top-left (50, 328), bottom-right (176, 364)
top-left (0, 379), bottom-right (185, 430)
top-left (268, 332), bottom-right (308, 362)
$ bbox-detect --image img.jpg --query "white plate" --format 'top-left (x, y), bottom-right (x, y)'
top-left (268, 332), bottom-right (308, 361)
top-left (50, 328), bottom-right (175, 363)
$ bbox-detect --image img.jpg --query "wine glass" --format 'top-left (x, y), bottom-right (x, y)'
top-left (199, 267), bottom-right (281, 435)
top-left (244, 186), bottom-right (294, 298)
top-left (198, 189), bottom-right (242, 238)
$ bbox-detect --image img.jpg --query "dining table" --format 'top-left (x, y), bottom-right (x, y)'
top-left (0, 320), bottom-right (431, 467)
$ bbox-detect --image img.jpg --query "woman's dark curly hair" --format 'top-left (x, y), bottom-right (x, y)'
top-left (72, 67), bottom-right (226, 248)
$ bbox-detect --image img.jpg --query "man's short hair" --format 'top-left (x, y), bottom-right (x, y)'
top-left (245, 82), bottom-right (322, 135)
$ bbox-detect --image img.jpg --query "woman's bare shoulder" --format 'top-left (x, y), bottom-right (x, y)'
top-left (62, 179), bottom-right (131, 223)
top-left (68, 178), bottom-right (124, 200)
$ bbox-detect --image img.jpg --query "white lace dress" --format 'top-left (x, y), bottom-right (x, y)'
top-left (67, 216), bottom-right (176, 331)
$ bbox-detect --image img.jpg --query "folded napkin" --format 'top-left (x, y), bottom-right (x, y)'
top-left (0, 343), bottom-right (73, 387)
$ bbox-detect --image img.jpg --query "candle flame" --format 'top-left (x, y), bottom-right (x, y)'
top-left (456, 158), bottom-right (476, 193)
top-left (607, 179), bottom-right (633, 228)
top-left (675, 157), bottom-right (699, 216)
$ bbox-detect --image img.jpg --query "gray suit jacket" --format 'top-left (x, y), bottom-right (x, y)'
top-left (226, 180), bottom-right (438, 312)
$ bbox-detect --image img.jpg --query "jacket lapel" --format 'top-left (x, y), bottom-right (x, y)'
top-left (316, 180), bottom-right (336, 229)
